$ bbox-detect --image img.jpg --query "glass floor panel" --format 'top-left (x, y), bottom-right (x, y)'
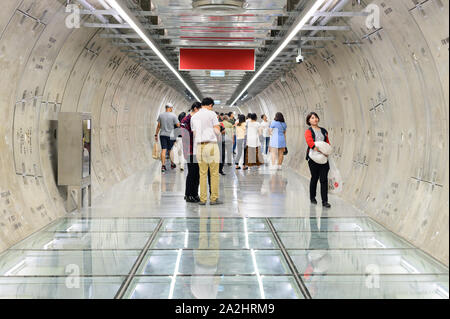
top-left (303, 274), bottom-right (449, 299)
top-left (278, 231), bottom-right (413, 249)
top-left (289, 249), bottom-right (449, 275)
top-left (270, 217), bottom-right (386, 232)
top-left (44, 218), bottom-right (160, 233)
top-left (9, 231), bottom-right (152, 250)
top-left (0, 276), bottom-right (124, 299)
top-left (150, 232), bottom-right (278, 250)
top-left (125, 275), bottom-right (303, 299)
top-left (0, 216), bottom-right (447, 299)
top-left (161, 218), bottom-right (269, 232)
top-left (137, 250), bottom-right (290, 275)
top-left (0, 250), bottom-right (140, 276)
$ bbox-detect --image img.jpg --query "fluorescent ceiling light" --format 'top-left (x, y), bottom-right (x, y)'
top-left (210, 70), bottom-right (225, 77)
top-left (230, 0), bottom-right (327, 106)
top-left (104, 0), bottom-right (201, 102)
top-left (214, 100), bottom-right (221, 104)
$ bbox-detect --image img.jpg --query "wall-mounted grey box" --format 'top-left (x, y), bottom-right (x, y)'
top-left (57, 112), bottom-right (92, 188)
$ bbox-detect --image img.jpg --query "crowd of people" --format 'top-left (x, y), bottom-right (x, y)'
top-left (154, 98), bottom-right (332, 208)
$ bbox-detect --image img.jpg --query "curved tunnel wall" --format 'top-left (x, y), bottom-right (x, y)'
top-left (0, 0), bottom-right (186, 252)
top-left (243, 0), bottom-right (449, 265)
top-left (0, 0), bottom-right (448, 267)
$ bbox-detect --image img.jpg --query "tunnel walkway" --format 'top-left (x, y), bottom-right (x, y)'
top-left (0, 164), bottom-right (448, 299)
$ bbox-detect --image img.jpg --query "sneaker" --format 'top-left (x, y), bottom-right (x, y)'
top-left (219, 171), bottom-right (226, 176)
top-left (235, 166), bottom-right (241, 170)
top-left (198, 201), bottom-right (207, 206)
top-left (194, 196), bottom-right (200, 202)
top-left (171, 163), bottom-right (176, 169)
top-left (210, 199), bottom-right (224, 205)
top-left (311, 199), bottom-right (318, 205)
top-left (161, 165), bottom-right (167, 172)
top-left (323, 202), bottom-right (331, 208)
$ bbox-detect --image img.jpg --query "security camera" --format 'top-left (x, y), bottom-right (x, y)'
top-left (296, 48), bottom-right (304, 64)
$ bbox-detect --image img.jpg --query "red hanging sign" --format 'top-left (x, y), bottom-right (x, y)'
top-left (179, 48), bottom-right (255, 71)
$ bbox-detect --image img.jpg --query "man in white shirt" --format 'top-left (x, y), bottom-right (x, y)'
top-left (191, 97), bottom-right (223, 205)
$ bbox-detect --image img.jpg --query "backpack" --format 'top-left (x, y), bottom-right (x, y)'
top-left (306, 127), bottom-right (328, 161)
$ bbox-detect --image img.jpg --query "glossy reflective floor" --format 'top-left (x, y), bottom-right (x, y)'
top-left (0, 162), bottom-right (448, 299)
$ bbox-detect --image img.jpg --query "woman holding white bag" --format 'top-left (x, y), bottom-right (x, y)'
top-left (305, 112), bottom-right (332, 208)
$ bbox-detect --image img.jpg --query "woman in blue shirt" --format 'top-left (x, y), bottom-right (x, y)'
top-left (269, 112), bottom-right (287, 170)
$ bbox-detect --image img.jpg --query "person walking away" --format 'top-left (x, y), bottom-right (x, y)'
top-left (305, 112), bottom-right (331, 208)
top-left (234, 114), bottom-right (246, 170)
top-left (244, 113), bottom-right (264, 169)
top-left (241, 114), bottom-right (252, 170)
top-left (222, 115), bottom-right (234, 166)
top-left (181, 103), bottom-right (201, 203)
top-left (218, 120), bottom-right (226, 175)
top-left (228, 112), bottom-right (237, 155)
top-left (191, 98), bottom-right (223, 205)
top-left (268, 112), bottom-right (287, 170)
top-left (260, 114), bottom-right (270, 161)
top-left (155, 104), bottom-right (180, 172)
top-left (173, 112), bottom-right (186, 171)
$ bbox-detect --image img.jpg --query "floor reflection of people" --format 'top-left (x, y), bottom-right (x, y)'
top-left (260, 174), bottom-right (270, 195)
top-left (304, 204), bottom-right (331, 298)
top-left (160, 172), bottom-right (176, 193)
top-left (190, 208), bottom-right (220, 299)
top-left (269, 173), bottom-right (288, 193)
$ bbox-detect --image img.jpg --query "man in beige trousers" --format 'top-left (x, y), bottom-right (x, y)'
top-left (191, 97), bottom-right (223, 205)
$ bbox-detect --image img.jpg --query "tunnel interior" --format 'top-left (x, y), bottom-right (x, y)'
top-left (0, 0), bottom-right (448, 299)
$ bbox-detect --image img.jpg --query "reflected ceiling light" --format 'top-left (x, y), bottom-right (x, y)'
top-left (400, 259), bottom-right (420, 274)
top-left (4, 260), bottom-right (26, 276)
top-left (104, 0), bottom-right (201, 102)
top-left (436, 286), bottom-right (449, 299)
top-left (168, 249), bottom-right (182, 299)
top-left (230, 0), bottom-right (327, 107)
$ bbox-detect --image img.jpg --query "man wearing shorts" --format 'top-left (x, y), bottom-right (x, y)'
top-left (155, 104), bottom-right (180, 172)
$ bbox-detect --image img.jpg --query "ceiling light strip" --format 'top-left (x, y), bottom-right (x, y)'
top-left (230, 0), bottom-right (327, 106)
top-left (104, 0), bottom-right (201, 102)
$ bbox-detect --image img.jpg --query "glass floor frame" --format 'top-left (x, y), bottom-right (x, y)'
top-left (0, 217), bottom-right (448, 299)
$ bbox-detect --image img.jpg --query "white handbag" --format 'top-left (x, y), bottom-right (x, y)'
top-left (309, 141), bottom-right (331, 164)
top-left (315, 141), bottom-right (332, 155)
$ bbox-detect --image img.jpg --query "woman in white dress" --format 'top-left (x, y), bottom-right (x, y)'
top-left (173, 112), bottom-right (187, 171)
